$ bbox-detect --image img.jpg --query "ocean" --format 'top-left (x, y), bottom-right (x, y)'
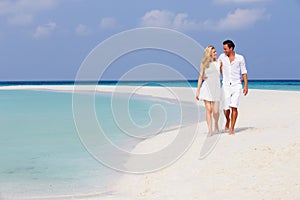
top-left (0, 80), bottom-right (299, 198)
top-left (1, 79), bottom-right (300, 91)
top-left (0, 85), bottom-right (199, 199)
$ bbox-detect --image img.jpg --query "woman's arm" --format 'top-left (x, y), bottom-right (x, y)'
top-left (196, 65), bottom-right (204, 100)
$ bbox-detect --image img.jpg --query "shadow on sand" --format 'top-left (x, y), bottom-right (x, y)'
top-left (198, 126), bottom-right (255, 159)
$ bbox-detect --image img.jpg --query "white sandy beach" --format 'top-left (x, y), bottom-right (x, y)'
top-left (1, 85), bottom-right (300, 200)
top-left (101, 88), bottom-right (300, 200)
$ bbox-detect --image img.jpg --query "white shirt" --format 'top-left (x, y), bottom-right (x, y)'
top-left (218, 53), bottom-right (247, 86)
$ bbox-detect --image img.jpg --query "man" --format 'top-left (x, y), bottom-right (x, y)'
top-left (219, 40), bottom-right (248, 135)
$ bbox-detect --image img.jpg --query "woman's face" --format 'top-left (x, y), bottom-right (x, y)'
top-left (211, 48), bottom-right (217, 61)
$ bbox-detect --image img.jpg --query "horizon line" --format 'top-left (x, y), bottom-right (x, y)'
top-left (0, 79), bottom-right (300, 83)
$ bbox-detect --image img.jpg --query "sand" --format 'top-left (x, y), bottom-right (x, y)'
top-left (1, 85), bottom-right (300, 200)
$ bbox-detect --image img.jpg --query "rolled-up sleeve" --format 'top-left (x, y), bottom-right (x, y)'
top-left (240, 56), bottom-right (247, 74)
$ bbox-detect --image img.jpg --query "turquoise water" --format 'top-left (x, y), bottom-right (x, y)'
top-left (245, 80), bottom-right (300, 91)
top-left (0, 89), bottom-right (198, 198)
top-left (0, 90), bottom-right (105, 198)
top-left (2, 80), bottom-right (299, 91)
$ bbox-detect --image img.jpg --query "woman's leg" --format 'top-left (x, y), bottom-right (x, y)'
top-left (204, 100), bottom-right (213, 136)
top-left (212, 101), bottom-right (220, 133)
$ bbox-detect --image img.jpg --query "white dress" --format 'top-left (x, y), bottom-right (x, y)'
top-left (199, 61), bottom-right (221, 101)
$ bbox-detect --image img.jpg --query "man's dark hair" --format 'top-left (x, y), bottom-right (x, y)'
top-left (223, 40), bottom-right (235, 50)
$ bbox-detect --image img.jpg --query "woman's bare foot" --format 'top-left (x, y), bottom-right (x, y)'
top-left (215, 125), bottom-right (219, 133)
top-left (229, 128), bottom-right (235, 135)
top-left (207, 131), bottom-right (212, 137)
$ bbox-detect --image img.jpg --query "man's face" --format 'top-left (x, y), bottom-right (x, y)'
top-left (223, 44), bottom-right (232, 56)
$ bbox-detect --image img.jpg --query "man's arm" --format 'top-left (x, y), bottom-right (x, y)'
top-left (240, 55), bottom-right (248, 96)
top-left (242, 73), bottom-right (248, 96)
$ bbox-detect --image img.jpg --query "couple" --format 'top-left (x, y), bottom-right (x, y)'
top-left (196, 40), bottom-right (248, 136)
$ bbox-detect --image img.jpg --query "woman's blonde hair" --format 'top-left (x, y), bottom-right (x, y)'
top-left (200, 45), bottom-right (215, 69)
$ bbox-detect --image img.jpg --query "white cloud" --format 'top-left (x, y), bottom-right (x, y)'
top-left (76, 24), bottom-right (92, 36)
top-left (140, 8), bottom-right (269, 32)
top-left (0, 0), bottom-right (57, 26)
top-left (204, 8), bottom-right (269, 31)
top-left (214, 0), bottom-right (268, 4)
top-left (33, 22), bottom-right (57, 39)
top-left (100, 17), bottom-right (117, 29)
top-left (140, 10), bottom-right (173, 28)
top-left (140, 10), bottom-right (200, 31)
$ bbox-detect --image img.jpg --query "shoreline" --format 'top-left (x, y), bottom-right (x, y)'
top-left (0, 85), bottom-right (201, 199)
top-left (1, 86), bottom-right (300, 199)
top-left (0, 85), bottom-right (199, 105)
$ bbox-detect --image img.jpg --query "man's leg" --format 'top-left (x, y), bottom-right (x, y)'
top-left (229, 84), bottom-right (242, 135)
top-left (224, 109), bottom-right (230, 131)
top-left (229, 107), bottom-right (238, 135)
top-left (222, 86), bottom-right (231, 131)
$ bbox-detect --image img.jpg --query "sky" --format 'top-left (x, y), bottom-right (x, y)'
top-left (0, 0), bottom-right (300, 81)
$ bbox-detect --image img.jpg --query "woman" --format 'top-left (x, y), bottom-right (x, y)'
top-left (196, 46), bottom-right (222, 137)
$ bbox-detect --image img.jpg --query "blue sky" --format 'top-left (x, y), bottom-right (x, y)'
top-left (0, 0), bottom-right (299, 80)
